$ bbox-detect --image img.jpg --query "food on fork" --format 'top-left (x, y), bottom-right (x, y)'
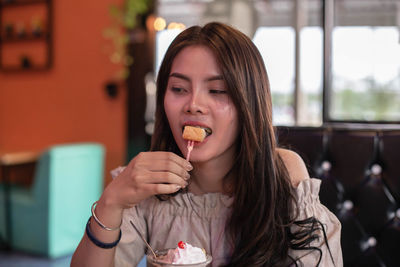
top-left (183, 126), bottom-right (207, 142)
top-left (182, 126), bottom-right (208, 161)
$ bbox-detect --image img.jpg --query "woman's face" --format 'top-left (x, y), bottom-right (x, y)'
top-left (164, 45), bottom-right (239, 163)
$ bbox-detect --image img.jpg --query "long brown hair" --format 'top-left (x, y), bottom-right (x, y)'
top-left (152, 22), bottom-right (297, 266)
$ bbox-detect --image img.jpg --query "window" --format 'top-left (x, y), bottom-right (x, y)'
top-left (330, 24), bottom-right (400, 122)
top-left (253, 27), bottom-right (296, 125)
top-left (154, 0), bottom-right (400, 126)
top-left (155, 29), bottom-right (182, 76)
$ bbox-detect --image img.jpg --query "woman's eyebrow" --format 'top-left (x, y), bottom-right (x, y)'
top-left (169, 72), bottom-right (190, 81)
top-left (169, 72), bottom-right (223, 82)
top-left (206, 75), bottom-right (223, 82)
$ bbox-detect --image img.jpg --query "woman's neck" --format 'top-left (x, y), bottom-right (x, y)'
top-left (189, 153), bottom-right (236, 195)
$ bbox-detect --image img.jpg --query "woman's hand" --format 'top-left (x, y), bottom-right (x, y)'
top-left (71, 151), bottom-right (191, 267)
top-left (99, 151), bottom-right (192, 214)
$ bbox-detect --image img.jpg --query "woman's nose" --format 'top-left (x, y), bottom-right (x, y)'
top-left (185, 90), bottom-right (207, 114)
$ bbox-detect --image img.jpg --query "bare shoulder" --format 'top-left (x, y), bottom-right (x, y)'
top-left (277, 148), bottom-right (310, 187)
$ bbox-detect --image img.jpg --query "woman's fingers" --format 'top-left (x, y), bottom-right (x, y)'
top-left (142, 171), bottom-right (189, 187)
top-left (129, 152), bottom-right (192, 181)
top-left (151, 160), bottom-right (191, 181)
top-left (133, 152), bottom-right (192, 171)
top-left (141, 183), bottom-right (183, 196)
top-left (104, 151), bottom-right (192, 207)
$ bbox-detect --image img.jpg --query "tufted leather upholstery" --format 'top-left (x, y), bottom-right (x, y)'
top-left (277, 126), bottom-right (400, 267)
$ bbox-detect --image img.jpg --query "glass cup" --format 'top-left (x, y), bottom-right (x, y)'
top-left (146, 249), bottom-right (212, 267)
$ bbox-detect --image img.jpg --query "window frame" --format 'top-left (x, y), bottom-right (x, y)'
top-left (322, 0), bottom-right (400, 125)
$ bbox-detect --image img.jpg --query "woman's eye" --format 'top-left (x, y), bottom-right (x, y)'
top-left (171, 87), bottom-right (185, 93)
top-left (209, 89), bottom-right (227, 94)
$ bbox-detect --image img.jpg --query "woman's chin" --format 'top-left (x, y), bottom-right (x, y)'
top-left (187, 153), bottom-right (210, 163)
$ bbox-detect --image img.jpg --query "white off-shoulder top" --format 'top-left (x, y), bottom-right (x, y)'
top-left (114, 178), bottom-right (343, 267)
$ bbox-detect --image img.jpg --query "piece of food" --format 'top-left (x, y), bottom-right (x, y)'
top-left (183, 126), bottom-right (211, 161)
top-left (157, 241), bottom-right (207, 264)
top-left (182, 126), bottom-right (207, 142)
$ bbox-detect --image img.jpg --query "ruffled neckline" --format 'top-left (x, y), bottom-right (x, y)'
top-left (165, 178), bottom-right (320, 208)
top-left (164, 191), bottom-right (234, 210)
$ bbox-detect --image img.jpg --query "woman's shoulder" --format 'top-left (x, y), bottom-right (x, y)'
top-left (277, 148), bottom-right (310, 187)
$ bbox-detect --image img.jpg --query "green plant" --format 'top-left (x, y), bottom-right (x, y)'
top-left (103, 0), bottom-right (150, 80)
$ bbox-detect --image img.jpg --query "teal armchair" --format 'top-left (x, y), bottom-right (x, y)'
top-left (0, 143), bottom-right (105, 258)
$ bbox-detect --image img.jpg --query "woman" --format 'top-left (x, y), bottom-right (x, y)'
top-left (72, 22), bottom-right (342, 266)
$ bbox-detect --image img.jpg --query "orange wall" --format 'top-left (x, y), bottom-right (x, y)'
top-left (0, 0), bottom-right (126, 185)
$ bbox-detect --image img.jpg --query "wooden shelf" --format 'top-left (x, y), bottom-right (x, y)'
top-left (0, 0), bottom-right (48, 8)
top-left (0, 64), bottom-right (50, 71)
top-left (0, 33), bottom-right (49, 43)
top-left (0, 0), bottom-right (52, 71)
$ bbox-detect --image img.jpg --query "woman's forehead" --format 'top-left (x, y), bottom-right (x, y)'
top-left (170, 45), bottom-right (222, 76)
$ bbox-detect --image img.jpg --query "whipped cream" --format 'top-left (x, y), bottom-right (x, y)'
top-left (163, 242), bottom-right (207, 264)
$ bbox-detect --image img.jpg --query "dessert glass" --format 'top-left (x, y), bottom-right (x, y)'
top-left (146, 249), bottom-right (212, 267)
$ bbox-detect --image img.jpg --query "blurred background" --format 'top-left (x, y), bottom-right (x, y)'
top-left (0, 0), bottom-right (399, 266)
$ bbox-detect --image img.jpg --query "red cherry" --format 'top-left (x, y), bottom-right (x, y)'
top-left (178, 241), bottom-right (186, 249)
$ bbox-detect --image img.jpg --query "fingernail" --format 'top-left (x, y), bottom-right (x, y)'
top-left (186, 163), bottom-right (193, 171)
top-left (185, 172), bottom-right (190, 180)
top-left (176, 185), bottom-right (182, 191)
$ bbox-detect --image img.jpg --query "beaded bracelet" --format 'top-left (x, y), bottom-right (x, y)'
top-left (86, 217), bottom-right (121, 249)
top-left (91, 201), bottom-right (121, 231)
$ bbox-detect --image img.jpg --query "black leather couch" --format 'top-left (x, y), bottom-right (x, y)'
top-left (277, 126), bottom-right (400, 267)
